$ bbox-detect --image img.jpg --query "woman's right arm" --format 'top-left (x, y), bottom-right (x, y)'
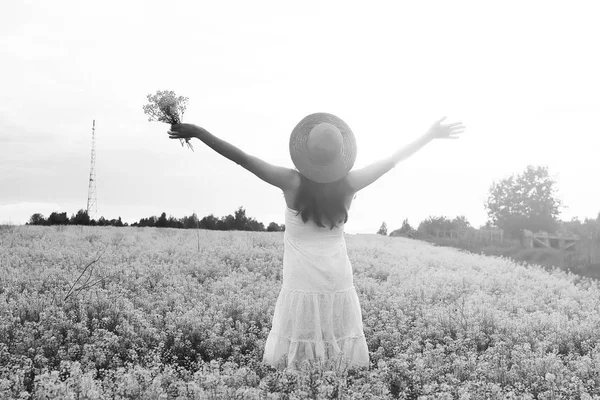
top-left (168, 123), bottom-right (299, 191)
top-left (347, 117), bottom-right (465, 192)
top-left (170, 123), bottom-right (249, 166)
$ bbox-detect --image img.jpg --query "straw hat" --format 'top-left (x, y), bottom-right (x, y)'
top-left (289, 113), bottom-right (357, 183)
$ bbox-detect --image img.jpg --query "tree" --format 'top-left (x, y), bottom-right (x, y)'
top-left (562, 216), bottom-right (600, 239)
top-left (200, 214), bottom-right (219, 230)
top-left (234, 207), bottom-right (248, 230)
top-left (49, 212), bottom-right (69, 225)
top-left (415, 215), bottom-right (472, 237)
top-left (485, 165), bottom-right (563, 238)
top-left (146, 216), bottom-right (158, 227)
top-left (29, 213), bottom-right (46, 225)
top-left (70, 209), bottom-right (90, 225)
top-left (451, 215), bottom-right (472, 231)
top-left (479, 221), bottom-right (494, 230)
top-left (245, 218), bottom-right (265, 231)
top-left (183, 213), bottom-right (200, 229)
top-left (217, 214), bottom-right (235, 231)
top-left (156, 212), bottom-right (168, 228)
top-left (377, 221), bottom-right (388, 236)
top-left (167, 215), bottom-right (183, 228)
top-left (267, 222), bottom-right (284, 232)
top-left (418, 216), bottom-right (453, 236)
top-left (391, 219), bottom-right (416, 237)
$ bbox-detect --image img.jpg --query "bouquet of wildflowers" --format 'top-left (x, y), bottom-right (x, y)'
top-left (143, 90), bottom-right (193, 150)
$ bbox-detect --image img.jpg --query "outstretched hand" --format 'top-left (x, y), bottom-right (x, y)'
top-left (167, 123), bottom-right (203, 151)
top-left (426, 117), bottom-right (465, 140)
top-left (167, 123), bottom-right (202, 140)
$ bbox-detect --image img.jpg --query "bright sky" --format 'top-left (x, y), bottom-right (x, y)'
top-left (1, 0), bottom-right (598, 233)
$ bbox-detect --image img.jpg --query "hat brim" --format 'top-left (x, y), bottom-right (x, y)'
top-left (289, 113), bottom-right (357, 183)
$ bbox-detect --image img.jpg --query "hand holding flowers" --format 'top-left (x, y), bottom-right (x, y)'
top-left (143, 90), bottom-right (194, 150)
top-left (167, 123), bottom-right (204, 142)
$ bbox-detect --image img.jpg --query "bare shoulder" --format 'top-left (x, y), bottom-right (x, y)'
top-left (282, 170), bottom-right (302, 209)
top-left (344, 191), bottom-right (356, 212)
top-left (242, 155), bottom-right (301, 191)
top-left (346, 158), bottom-right (394, 193)
top-left (285, 169), bottom-right (301, 192)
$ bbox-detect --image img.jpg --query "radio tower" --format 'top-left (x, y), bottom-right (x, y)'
top-left (86, 120), bottom-right (97, 219)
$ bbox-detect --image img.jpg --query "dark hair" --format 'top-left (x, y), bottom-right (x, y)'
top-left (293, 173), bottom-right (353, 229)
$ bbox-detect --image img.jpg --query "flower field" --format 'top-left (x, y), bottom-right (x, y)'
top-left (1, 225), bottom-right (600, 399)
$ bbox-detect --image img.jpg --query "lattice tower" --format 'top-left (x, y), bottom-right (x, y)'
top-left (86, 120), bottom-right (97, 218)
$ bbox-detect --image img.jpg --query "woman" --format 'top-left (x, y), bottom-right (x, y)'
top-left (168, 113), bottom-right (465, 370)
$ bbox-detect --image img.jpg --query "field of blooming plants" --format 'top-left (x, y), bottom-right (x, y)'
top-left (1, 225), bottom-right (600, 399)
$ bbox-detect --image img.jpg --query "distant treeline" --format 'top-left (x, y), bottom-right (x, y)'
top-left (387, 215), bottom-right (600, 241)
top-left (27, 207), bottom-right (285, 232)
top-left (385, 164), bottom-right (600, 242)
top-left (387, 215), bottom-right (475, 238)
top-left (28, 210), bottom-right (126, 227)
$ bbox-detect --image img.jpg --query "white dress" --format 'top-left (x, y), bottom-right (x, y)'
top-left (262, 206), bottom-right (370, 370)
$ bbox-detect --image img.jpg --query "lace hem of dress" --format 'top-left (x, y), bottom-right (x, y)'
top-left (281, 286), bottom-right (355, 294)
top-left (270, 286), bottom-right (365, 342)
top-left (263, 331), bottom-right (370, 370)
top-left (268, 331), bottom-right (365, 343)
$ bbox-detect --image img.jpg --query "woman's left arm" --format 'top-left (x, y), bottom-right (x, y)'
top-left (347, 117), bottom-right (465, 192)
top-left (168, 123), bottom-right (299, 190)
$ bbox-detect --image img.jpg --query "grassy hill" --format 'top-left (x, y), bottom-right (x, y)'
top-left (417, 233), bottom-right (600, 280)
top-left (1, 226), bottom-right (600, 399)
